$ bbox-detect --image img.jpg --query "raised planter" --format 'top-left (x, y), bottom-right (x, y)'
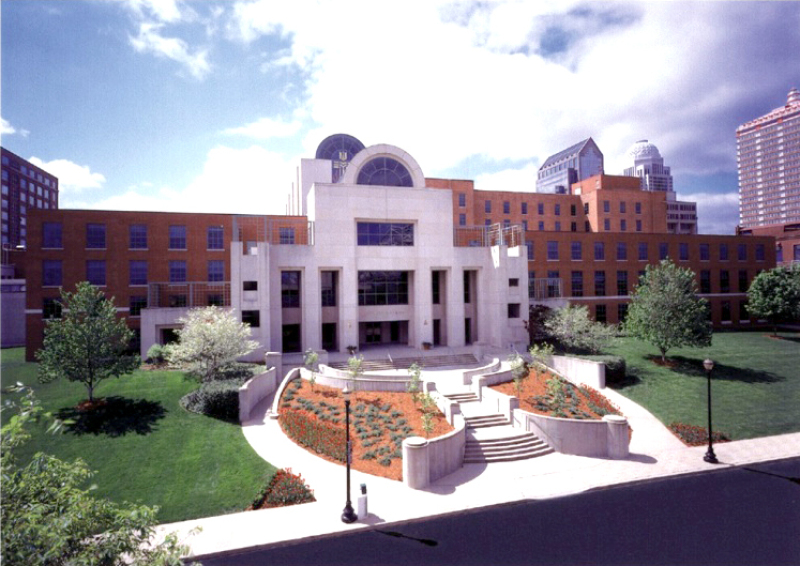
top-left (238, 366), bottom-right (280, 422)
top-left (402, 414), bottom-right (466, 490)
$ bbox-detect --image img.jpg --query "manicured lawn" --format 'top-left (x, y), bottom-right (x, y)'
top-left (0, 348), bottom-right (276, 524)
top-left (606, 331), bottom-right (800, 440)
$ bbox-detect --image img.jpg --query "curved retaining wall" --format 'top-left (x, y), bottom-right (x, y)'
top-left (309, 365), bottom-right (411, 392)
top-left (402, 414), bottom-right (466, 490)
top-left (269, 368), bottom-right (302, 418)
top-left (513, 408), bottom-right (629, 458)
top-left (238, 367), bottom-right (280, 422)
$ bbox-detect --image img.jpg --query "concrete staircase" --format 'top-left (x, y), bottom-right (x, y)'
top-left (328, 353), bottom-right (480, 372)
top-left (443, 391), bottom-right (479, 404)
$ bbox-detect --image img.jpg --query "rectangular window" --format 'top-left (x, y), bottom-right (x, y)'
top-left (458, 193), bottom-right (466, 207)
top-left (207, 226), bottom-right (224, 250)
top-left (738, 244), bottom-right (747, 261)
top-left (739, 300), bottom-right (749, 322)
top-left (635, 219), bottom-right (642, 232)
top-left (208, 294), bottom-right (224, 307)
top-left (603, 200), bottom-right (610, 213)
top-left (528, 271), bottom-right (536, 299)
top-left (620, 202), bottom-right (626, 213)
top-left (526, 241), bottom-right (534, 260)
top-left (700, 270), bottom-right (711, 294)
top-left (522, 220), bottom-right (529, 231)
top-left (700, 243), bottom-right (710, 261)
top-left (604, 218), bottom-right (610, 231)
top-left (169, 225), bottom-right (187, 249)
top-left (679, 243), bottom-right (689, 261)
top-left (755, 244), bottom-right (765, 261)
top-left (356, 222), bottom-right (414, 246)
top-left (86, 223), bottom-right (106, 249)
top-left (620, 219), bottom-right (627, 232)
top-left (571, 241), bottom-right (582, 260)
top-left (507, 303), bottom-right (520, 318)
top-left (508, 277), bottom-right (519, 287)
top-left (357, 271), bottom-right (408, 306)
top-left (570, 222), bottom-right (577, 232)
top-left (538, 221), bottom-right (545, 231)
top-left (464, 271), bottom-right (471, 304)
top-left (617, 271), bottom-right (628, 296)
top-left (432, 271), bottom-right (442, 304)
top-left (618, 303), bottom-right (628, 323)
top-left (594, 242), bottom-right (605, 260)
top-left (570, 204), bottom-right (577, 216)
top-left (485, 200), bottom-right (491, 213)
top-left (595, 304), bottom-right (607, 323)
top-left (279, 227), bottom-right (295, 244)
top-left (584, 202), bottom-right (589, 215)
top-left (794, 244), bottom-right (800, 262)
top-left (555, 221), bottom-right (561, 232)
top-left (521, 202), bottom-right (528, 215)
top-left (547, 270), bottom-right (560, 298)
top-left (617, 242), bottom-right (627, 261)
top-left (547, 241), bottom-right (558, 260)
top-left (86, 260), bottom-right (106, 286)
top-left (738, 270), bottom-right (748, 293)
top-left (42, 222), bottom-right (62, 248)
top-left (659, 242), bottom-right (669, 260)
top-left (555, 204), bottom-right (561, 216)
top-left (635, 202), bottom-right (641, 214)
top-left (459, 213), bottom-right (466, 226)
top-left (207, 260), bottom-right (224, 282)
top-left (242, 310), bottom-right (261, 327)
top-left (129, 296), bottom-right (147, 317)
top-left (595, 270), bottom-right (606, 296)
top-left (282, 271), bottom-right (301, 308)
top-left (571, 271), bottom-right (583, 297)
top-left (321, 271), bottom-right (337, 307)
top-left (720, 270), bottom-right (730, 293)
top-left (129, 224), bottom-right (148, 249)
top-left (43, 297), bottom-right (62, 319)
top-left (503, 201), bottom-right (510, 214)
top-left (721, 300), bottom-right (731, 322)
top-left (719, 243), bottom-right (729, 261)
top-left (538, 202), bottom-right (544, 215)
top-left (42, 260), bottom-right (62, 287)
top-left (243, 280), bottom-right (258, 291)
top-left (638, 243), bottom-right (648, 261)
top-left (169, 260), bottom-right (186, 283)
top-left (129, 260), bottom-right (148, 286)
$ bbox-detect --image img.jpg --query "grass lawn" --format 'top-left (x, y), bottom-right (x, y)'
top-left (0, 348), bottom-right (276, 524)
top-left (606, 331), bottom-right (800, 441)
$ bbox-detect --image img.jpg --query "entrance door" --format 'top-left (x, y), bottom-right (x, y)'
top-left (464, 317), bottom-right (472, 345)
top-left (390, 321), bottom-right (401, 343)
top-left (433, 319), bottom-right (441, 346)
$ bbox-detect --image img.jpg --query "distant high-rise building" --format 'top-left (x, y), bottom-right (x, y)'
top-left (536, 138), bottom-right (603, 194)
top-left (1, 147), bottom-right (59, 249)
top-left (736, 88), bottom-right (800, 264)
top-left (623, 139), bottom-right (674, 193)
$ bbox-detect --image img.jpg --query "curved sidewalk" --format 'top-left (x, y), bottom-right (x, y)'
top-left (156, 376), bottom-right (800, 561)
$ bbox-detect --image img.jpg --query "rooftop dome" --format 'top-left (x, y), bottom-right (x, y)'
top-left (627, 139), bottom-right (662, 161)
top-left (788, 87), bottom-right (800, 106)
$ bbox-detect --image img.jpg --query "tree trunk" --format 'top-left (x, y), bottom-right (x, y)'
top-left (660, 349), bottom-right (667, 362)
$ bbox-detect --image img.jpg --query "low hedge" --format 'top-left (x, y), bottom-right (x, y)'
top-left (180, 379), bottom-right (244, 422)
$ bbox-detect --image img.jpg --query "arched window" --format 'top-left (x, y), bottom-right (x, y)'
top-left (315, 134), bottom-right (365, 183)
top-left (357, 157), bottom-right (413, 187)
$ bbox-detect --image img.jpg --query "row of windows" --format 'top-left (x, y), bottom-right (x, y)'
top-left (538, 241), bottom-right (765, 262)
top-left (41, 259), bottom-right (226, 287)
top-left (41, 222), bottom-right (226, 250)
top-left (356, 222), bottom-right (413, 246)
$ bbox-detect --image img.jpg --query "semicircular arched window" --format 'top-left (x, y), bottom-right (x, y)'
top-left (357, 157), bottom-right (413, 187)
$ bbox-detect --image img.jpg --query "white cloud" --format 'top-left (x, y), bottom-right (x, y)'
top-left (129, 23), bottom-right (211, 80)
top-left (682, 192), bottom-right (740, 235)
top-left (122, 0), bottom-right (186, 24)
top-left (222, 117), bottom-right (302, 140)
top-left (81, 146), bottom-right (295, 215)
top-left (474, 164), bottom-right (539, 193)
top-left (1, 117), bottom-right (29, 138)
top-left (28, 157), bottom-right (106, 193)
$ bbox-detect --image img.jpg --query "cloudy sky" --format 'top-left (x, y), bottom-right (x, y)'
top-left (2, 1), bottom-right (799, 234)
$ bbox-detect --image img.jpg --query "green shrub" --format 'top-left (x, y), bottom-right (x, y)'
top-left (146, 343), bottom-right (165, 364)
top-left (180, 379), bottom-right (243, 422)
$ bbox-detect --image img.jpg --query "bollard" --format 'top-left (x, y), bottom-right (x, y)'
top-left (357, 483), bottom-right (368, 518)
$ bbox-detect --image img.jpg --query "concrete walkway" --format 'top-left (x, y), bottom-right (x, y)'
top-left (155, 366), bottom-right (800, 561)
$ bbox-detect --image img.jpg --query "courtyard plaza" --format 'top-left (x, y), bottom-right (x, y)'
top-left (153, 345), bottom-right (800, 561)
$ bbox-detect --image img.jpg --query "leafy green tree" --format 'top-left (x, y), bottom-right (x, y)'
top-left (624, 259), bottom-right (712, 362)
top-left (528, 342), bottom-right (554, 378)
top-left (508, 352), bottom-right (528, 398)
top-left (37, 282), bottom-right (139, 403)
top-left (747, 264), bottom-right (800, 335)
top-left (1, 387), bottom-right (193, 565)
top-left (544, 305), bottom-right (616, 354)
top-left (303, 349), bottom-right (319, 390)
top-left (167, 306), bottom-right (259, 382)
top-left (406, 362), bottom-right (423, 406)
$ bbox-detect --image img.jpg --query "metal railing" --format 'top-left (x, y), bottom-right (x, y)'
top-left (232, 216), bottom-right (314, 247)
top-left (528, 278), bottom-right (563, 300)
top-left (454, 223), bottom-right (524, 248)
top-left (147, 282), bottom-right (231, 309)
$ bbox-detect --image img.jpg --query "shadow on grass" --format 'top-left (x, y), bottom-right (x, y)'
top-left (647, 356), bottom-right (783, 384)
top-left (607, 373), bottom-right (642, 390)
top-left (56, 396), bottom-right (166, 437)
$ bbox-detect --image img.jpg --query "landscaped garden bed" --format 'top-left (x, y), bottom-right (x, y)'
top-left (248, 468), bottom-right (315, 510)
top-left (490, 367), bottom-right (623, 420)
top-left (279, 378), bottom-right (453, 481)
top-left (668, 422), bottom-right (731, 447)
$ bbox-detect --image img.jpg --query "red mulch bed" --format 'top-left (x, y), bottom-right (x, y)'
top-left (489, 368), bottom-right (622, 419)
top-left (279, 380), bottom-right (453, 481)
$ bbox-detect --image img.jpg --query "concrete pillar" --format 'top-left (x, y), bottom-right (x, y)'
top-left (604, 414), bottom-right (630, 459)
top-left (402, 436), bottom-right (430, 490)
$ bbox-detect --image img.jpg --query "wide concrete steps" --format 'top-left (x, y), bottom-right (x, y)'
top-left (328, 353), bottom-right (479, 372)
top-left (443, 391), bottom-right (479, 404)
top-left (464, 430), bottom-right (554, 463)
top-left (464, 414), bottom-right (509, 429)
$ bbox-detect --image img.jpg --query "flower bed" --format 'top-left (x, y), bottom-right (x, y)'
top-left (248, 468), bottom-right (315, 510)
top-left (491, 368), bottom-right (623, 419)
top-left (668, 422), bottom-right (731, 446)
top-left (279, 379), bottom-right (452, 481)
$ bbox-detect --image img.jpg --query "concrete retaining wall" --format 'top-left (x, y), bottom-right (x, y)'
top-left (547, 355), bottom-right (606, 389)
top-left (402, 414), bottom-right (466, 490)
top-left (309, 365), bottom-right (411, 392)
top-left (238, 367), bottom-right (280, 422)
top-left (269, 368), bottom-right (302, 418)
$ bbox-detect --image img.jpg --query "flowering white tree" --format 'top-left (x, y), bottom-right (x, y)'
top-left (167, 306), bottom-right (259, 382)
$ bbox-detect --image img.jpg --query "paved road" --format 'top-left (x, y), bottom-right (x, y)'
top-left (201, 458), bottom-right (800, 566)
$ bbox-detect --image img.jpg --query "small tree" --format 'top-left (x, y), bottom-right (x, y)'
top-left (624, 259), bottom-right (712, 362)
top-left (167, 306), bottom-right (259, 382)
top-left (347, 354), bottom-right (364, 394)
top-left (747, 264), bottom-right (800, 336)
top-left (508, 352), bottom-right (528, 398)
top-left (37, 282), bottom-right (139, 403)
top-left (303, 348), bottom-right (319, 390)
top-left (406, 362), bottom-right (423, 406)
top-left (528, 342), bottom-right (554, 379)
top-left (544, 305), bottom-right (616, 354)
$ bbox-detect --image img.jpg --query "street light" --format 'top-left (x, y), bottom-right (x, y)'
top-left (341, 384), bottom-right (357, 523)
top-left (703, 359), bottom-right (718, 464)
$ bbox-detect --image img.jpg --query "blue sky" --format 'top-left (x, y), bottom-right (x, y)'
top-left (2, 1), bottom-right (799, 234)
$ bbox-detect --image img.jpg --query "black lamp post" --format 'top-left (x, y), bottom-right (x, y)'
top-left (341, 384), bottom-right (357, 523)
top-left (703, 359), bottom-right (718, 464)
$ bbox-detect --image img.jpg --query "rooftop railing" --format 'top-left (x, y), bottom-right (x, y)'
top-left (454, 223), bottom-right (524, 247)
top-left (233, 216), bottom-right (315, 247)
top-left (147, 282), bottom-right (231, 309)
